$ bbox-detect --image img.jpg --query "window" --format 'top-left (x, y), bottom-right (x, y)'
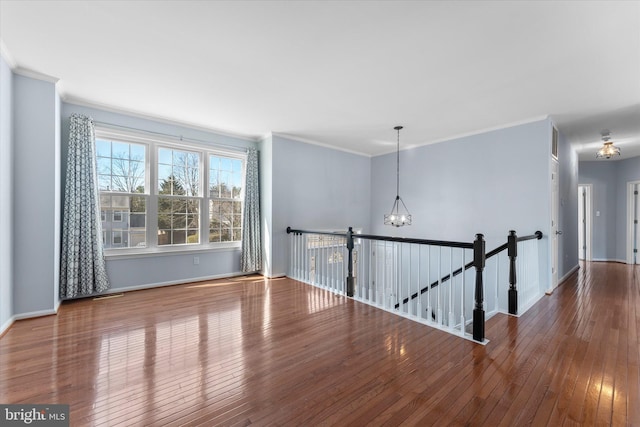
top-left (209, 155), bottom-right (243, 242)
top-left (97, 137), bottom-right (148, 250)
top-left (96, 129), bottom-right (245, 253)
top-left (157, 148), bottom-right (201, 246)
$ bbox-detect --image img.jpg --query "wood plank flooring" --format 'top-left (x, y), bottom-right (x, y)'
top-left (1, 261), bottom-right (638, 425)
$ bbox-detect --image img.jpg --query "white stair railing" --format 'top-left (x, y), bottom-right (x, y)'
top-left (287, 227), bottom-right (543, 343)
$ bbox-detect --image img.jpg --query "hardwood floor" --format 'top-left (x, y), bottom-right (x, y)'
top-left (1, 261), bottom-right (638, 426)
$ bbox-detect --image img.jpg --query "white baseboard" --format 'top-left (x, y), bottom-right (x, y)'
top-left (1, 299), bottom-right (63, 336)
top-left (0, 316), bottom-right (15, 337)
top-left (13, 308), bottom-right (58, 321)
top-left (592, 258), bottom-right (627, 264)
top-left (499, 291), bottom-right (546, 318)
top-left (560, 264), bottom-right (580, 284)
top-left (100, 271), bottom-right (255, 295)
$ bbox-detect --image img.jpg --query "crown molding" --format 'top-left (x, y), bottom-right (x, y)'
top-left (374, 115), bottom-right (551, 157)
top-left (270, 132), bottom-right (371, 158)
top-left (0, 39), bottom-right (16, 69)
top-left (0, 40), bottom-right (60, 83)
top-left (13, 66), bottom-right (59, 83)
top-left (62, 94), bottom-right (260, 143)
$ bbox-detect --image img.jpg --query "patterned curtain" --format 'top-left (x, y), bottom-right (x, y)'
top-left (60, 114), bottom-right (110, 298)
top-left (240, 148), bottom-right (262, 272)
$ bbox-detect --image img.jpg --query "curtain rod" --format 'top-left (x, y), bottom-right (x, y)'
top-left (92, 120), bottom-right (251, 153)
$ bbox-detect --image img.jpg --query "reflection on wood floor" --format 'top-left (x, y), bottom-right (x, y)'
top-left (1, 262), bottom-right (638, 425)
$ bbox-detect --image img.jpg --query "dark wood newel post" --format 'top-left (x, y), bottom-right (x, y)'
top-left (508, 230), bottom-right (518, 315)
top-left (346, 227), bottom-right (355, 297)
top-left (473, 233), bottom-right (486, 342)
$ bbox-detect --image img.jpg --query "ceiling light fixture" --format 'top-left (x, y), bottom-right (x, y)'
top-left (384, 126), bottom-right (412, 227)
top-left (596, 130), bottom-right (621, 159)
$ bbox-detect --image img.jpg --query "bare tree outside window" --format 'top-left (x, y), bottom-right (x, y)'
top-left (97, 139), bottom-right (147, 249)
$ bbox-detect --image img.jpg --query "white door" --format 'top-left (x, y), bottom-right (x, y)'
top-left (578, 185), bottom-right (592, 261)
top-left (628, 182), bottom-right (640, 264)
top-left (550, 160), bottom-right (559, 291)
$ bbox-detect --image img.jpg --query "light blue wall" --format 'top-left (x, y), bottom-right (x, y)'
top-left (0, 54), bottom-right (14, 332)
top-left (53, 91), bottom-right (61, 306)
top-left (557, 127), bottom-right (579, 278)
top-left (578, 161), bottom-right (618, 261)
top-left (259, 135), bottom-right (274, 276)
top-left (61, 103), bottom-right (258, 291)
top-left (267, 135), bottom-right (372, 277)
top-left (370, 119), bottom-right (552, 290)
top-left (13, 74), bottom-right (60, 316)
top-left (580, 156), bottom-right (640, 262)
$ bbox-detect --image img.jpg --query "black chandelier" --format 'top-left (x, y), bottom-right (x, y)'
top-left (384, 126), bottom-right (412, 227)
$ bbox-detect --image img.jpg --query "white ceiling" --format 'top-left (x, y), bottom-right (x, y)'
top-left (1, 0), bottom-right (639, 158)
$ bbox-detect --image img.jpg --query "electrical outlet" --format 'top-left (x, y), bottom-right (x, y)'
top-left (193, 256), bottom-right (199, 265)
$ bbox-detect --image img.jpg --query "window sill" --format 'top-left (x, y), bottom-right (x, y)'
top-left (104, 243), bottom-right (241, 260)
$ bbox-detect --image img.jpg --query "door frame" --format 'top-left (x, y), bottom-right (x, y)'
top-left (578, 184), bottom-right (593, 261)
top-left (549, 159), bottom-right (559, 293)
top-left (627, 181), bottom-right (640, 264)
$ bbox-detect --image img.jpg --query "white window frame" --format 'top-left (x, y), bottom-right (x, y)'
top-left (207, 150), bottom-right (246, 244)
top-left (95, 127), bottom-right (246, 257)
top-left (113, 210), bottom-right (123, 222)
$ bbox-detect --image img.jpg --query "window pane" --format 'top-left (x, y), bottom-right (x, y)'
top-left (219, 172), bottom-right (231, 198)
top-left (96, 139), bottom-right (146, 194)
top-left (209, 175), bottom-right (219, 197)
top-left (130, 196), bottom-right (146, 213)
top-left (172, 230), bottom-right (186, 245)
top-left (96, 139), bottom-right (111, 157)
top-left (158, 213), bottom-right (171, 229)
top-left (112, 142), bottom-right (129, 158)
top-left (158, 197), bottom-right (172, 213)
top-left (187, 214), bottom-right (199, 229)
top-left (98, 175), bottom-right (111, 191)
top-left (111, 195), bottom-right (129, 209)
top-left (187, 230), bottom-right (199, 244)
top-left (158, 148), bottom-right (200, 197)
top-left (130, 144), bottom-right (145, 159)
top-left (221, 157), bottom-right (232, 171)
top-left (99, 194), bottom-right (148, 250)
top-left (172, 214), bottom-right (186, 229)
top-left (207, 153), bottom-right (244, 243)
top-left (97, 157), bottom-right (111, 175)
top-left (231, 171), bottom-right (242, 199)
top-left (157, 197), bottom-right (199, 246)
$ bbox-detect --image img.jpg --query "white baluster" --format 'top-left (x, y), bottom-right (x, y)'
top-left (437, 246), bottom-right (442, 325)
top-left (460, 249), bottom-right (465, 335)
top-left (495, 254), bottom-right (499, 315)
top-left (427, 245), bottom-right (432, 324)
top-left (448, 247), bottom-right (454, 329)
top-left (397, 243), bottom-right (402, 312)
top-left (417, 245), bottom-right (422, 320)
